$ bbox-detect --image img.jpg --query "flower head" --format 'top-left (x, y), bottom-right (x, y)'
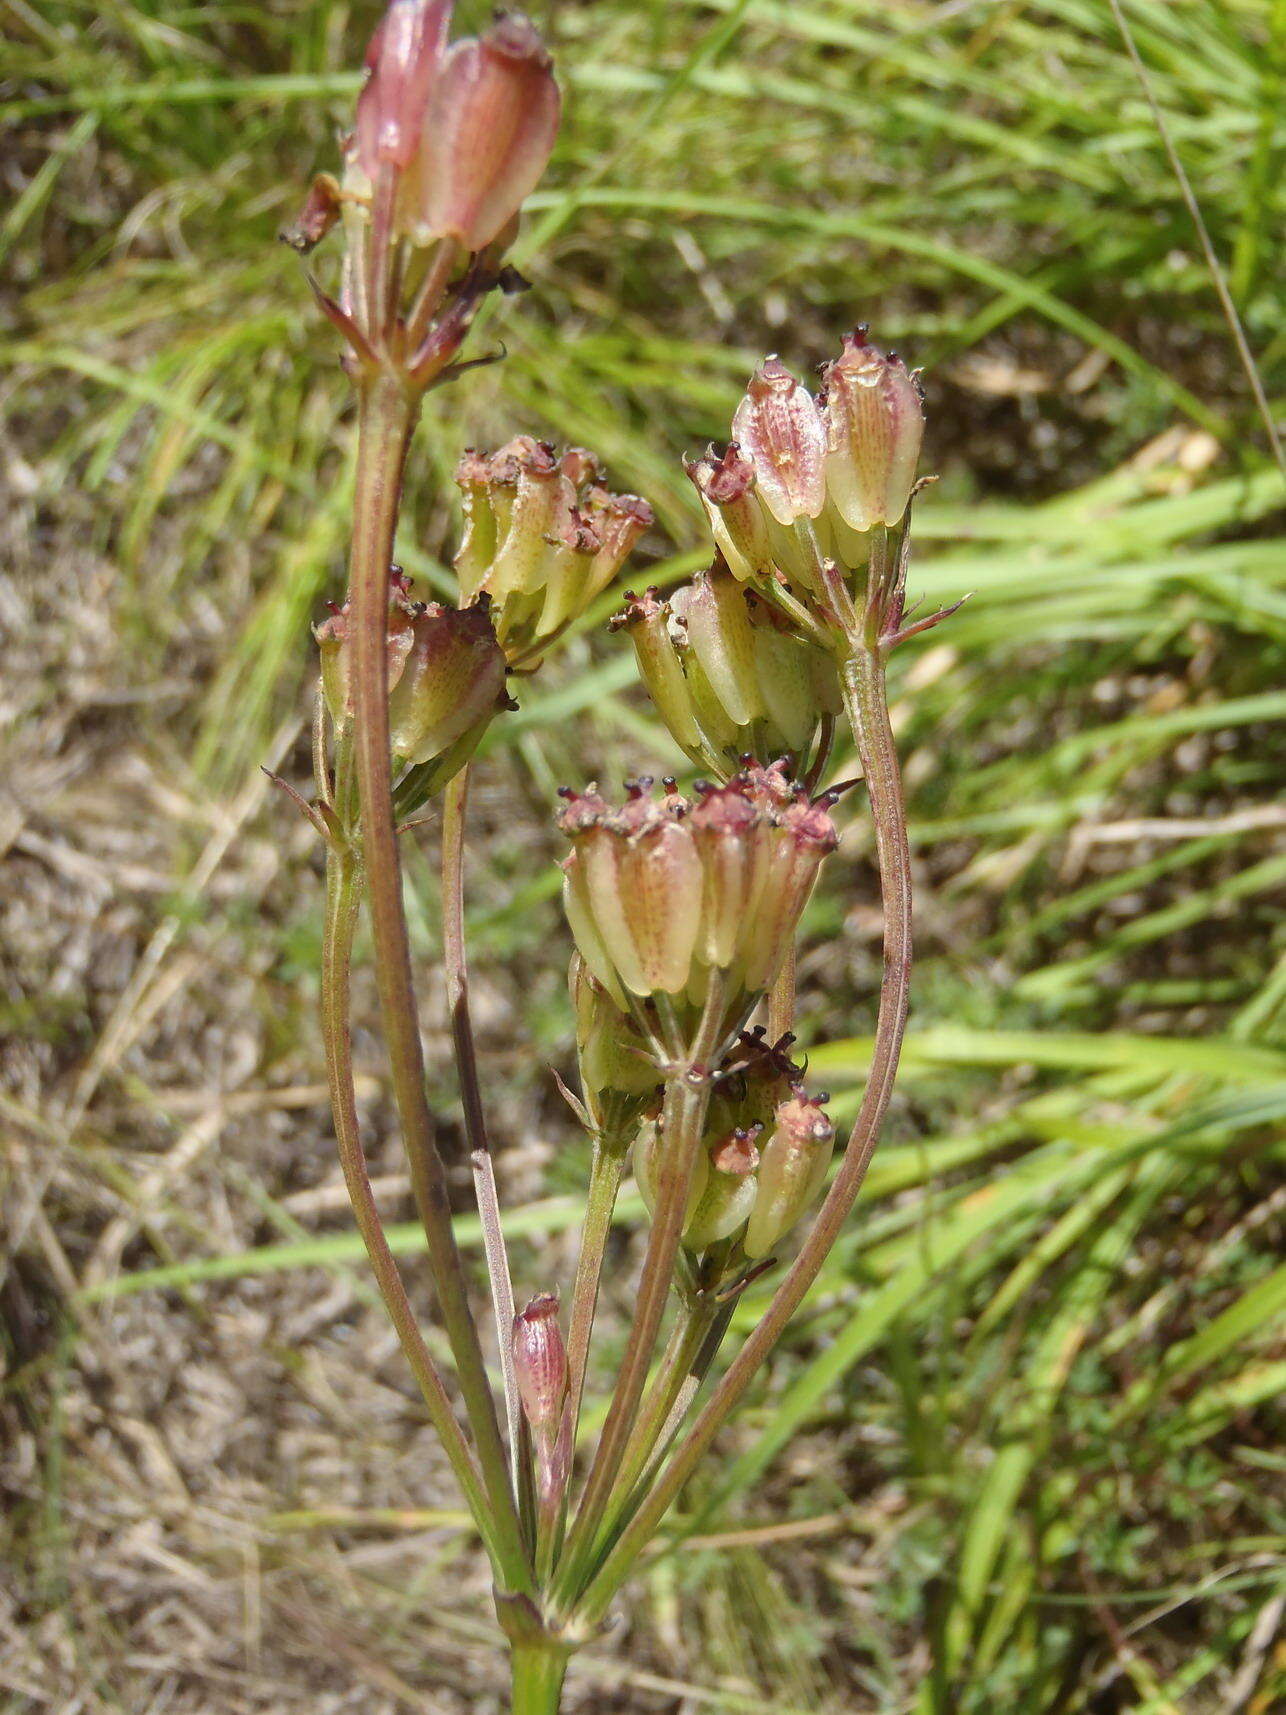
top-left (456, 438), bottom-right (651, 668)
top-left (686, 331), bottom-right (928, 642)
top-left (556, 766), bottom-right (837, 1020)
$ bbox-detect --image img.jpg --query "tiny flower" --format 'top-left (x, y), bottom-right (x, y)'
top-left (634, 1101), bottom-right (710, 1232)
top-left (314, 568), bottom-right (417, 725)
top-left (819, 327), bottom-right (924, 532)
top-left (413, 13), bottom-right (561, 253)
top-left (456, 440), bottom-right (651, 668)
top-left (744, 1088), bottom-right (835, 1259)
top-left (512, 1292), bottom-right (568, 1437)
top-left (683, 1123), bottom-right (761, 1252)
top-left (387, 598), bottom-right (507, 766)
top-left (731, 358), bottom-right (828, 524)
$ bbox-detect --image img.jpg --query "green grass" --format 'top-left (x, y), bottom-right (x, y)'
top-left (4, 1), bottom-right (1285, 1710)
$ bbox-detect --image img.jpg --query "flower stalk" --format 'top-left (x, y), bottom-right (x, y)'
top-left (347, 370), bottom-right (531, 1595)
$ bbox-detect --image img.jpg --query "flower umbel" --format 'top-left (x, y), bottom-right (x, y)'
top-left (292, 0), bottom-right (560, 384)
top-left (687, 330), bottom-right (931, 647)
top-left (557, 764), bottom-right (838, 1028)
top-left (456, 438), bottom-right (652, 668)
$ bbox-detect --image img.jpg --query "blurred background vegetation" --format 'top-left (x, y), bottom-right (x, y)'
top-left (2, 1), bottom-right (1285, 1710)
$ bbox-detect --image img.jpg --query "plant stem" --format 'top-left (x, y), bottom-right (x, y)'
top-left (553, 979), bottom-right (727, 1608)
top-left (508, 1639), bottom-right (570, 1715)
top-left (599, 1288), bottom-right (719, 1531)
top-left (564, 1129), bottom-right (630, 1446)
top-left (348, 371), bottom-right (529, 1595)
top-left (320, 846), bottom-right (503, 1563)
top-left (573, 644), bottom-right (912, 1624)
top-left (442, 766), bottom-right (523, 1487)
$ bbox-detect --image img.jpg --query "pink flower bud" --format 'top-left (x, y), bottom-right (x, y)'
top-left (414, 14), bottom-right (561, 252)
top-left (512, 1293), bottom-right (568, 1437)
top-left (730, 358), bottom-right (827, 525)
top-left (354, 0), bottom-right (452, 178)
top-left (744, 1089), bottom-right (834, 1260)
top-left (820, 328), bottom-right (924, 530)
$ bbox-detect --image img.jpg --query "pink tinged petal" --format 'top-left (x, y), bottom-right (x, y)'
top-left (416, 19), bottom-right (560, 252)
top-left (731, 359), bottom-right (827, 525)
top-left (511, 1294), bottom-right (568, 1435)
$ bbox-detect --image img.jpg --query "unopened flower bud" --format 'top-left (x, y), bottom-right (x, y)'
top-left (744, 1088), bottom-right (835, 1259)
top-left (512, 1293), bottom-right (568, 1438)
top-left (456, 440), bottom-right (650, 668)
top-left (345, 1), bottom-right (559, 260)
top-left (819, 328), bottom-right (924, 532)
top-left (414, 13), bottom-right (561, 253)
top-left (354, 0), bottom-right (451, 180)
top-left (731, 358), bottom-right (828, 525)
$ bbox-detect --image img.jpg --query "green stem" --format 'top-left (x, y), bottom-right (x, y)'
top-left (564, 1130), bottom-right (630, 1445)
top-left (508, 1640), bottom-right (570, 1715)
top-left (443, 766), bottom-right (523, 1489)
top-left (553, 978), bottom-right (727, 1609)
top-left (606, 1289), bottom-right (717, 1521)
top-left (573, 644), bottom-right (912, 1626)
top-left (348, 371), bottom-right (530, 1595)
top-left (320, 847), bottom-right (502, 1564)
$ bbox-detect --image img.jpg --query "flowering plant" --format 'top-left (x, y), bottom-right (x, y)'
top-left (282, 5), bottom-right (960, 1707)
